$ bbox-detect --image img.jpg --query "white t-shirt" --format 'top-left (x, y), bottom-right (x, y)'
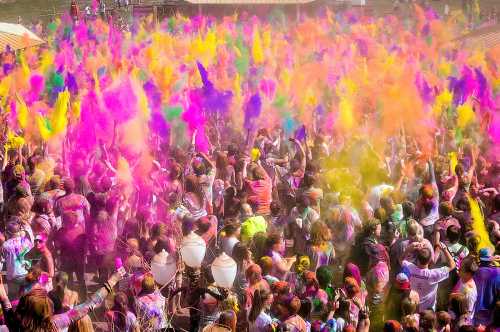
top-left (249, 311), bottom-right (273, 332)
top-left (222, 236), bottom-right (239, 257)
top-left (402, 260), bottom-right (450, 311)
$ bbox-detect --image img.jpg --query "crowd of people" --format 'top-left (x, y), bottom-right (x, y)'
top-left (0, 119), bottom-right (498, 332)
top-left (0, 1), bottom-right (499, 331)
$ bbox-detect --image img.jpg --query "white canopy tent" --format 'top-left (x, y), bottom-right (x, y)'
top-left (0, 22), bottom-right (45, 52)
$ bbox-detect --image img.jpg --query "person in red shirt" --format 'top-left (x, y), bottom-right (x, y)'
top-left (70, 0), bottom-right (79, 22)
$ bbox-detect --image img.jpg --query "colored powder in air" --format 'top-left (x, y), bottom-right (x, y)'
top-left (467, 196), bottom-right (494, 252)
top-left (103, 79), bottom-right (138, 124)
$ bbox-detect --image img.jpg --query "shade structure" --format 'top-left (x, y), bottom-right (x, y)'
top-left (455, 24), bottom-right (500, 50)
top-left (0, 22), bottom-right (45, 52)
top-left (183, 0), bottom-right (315, 4)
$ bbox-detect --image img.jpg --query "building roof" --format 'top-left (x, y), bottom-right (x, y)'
top-left (455, 24), bottom-right (500, 50)
top-left (183, 0), bottom-right (316, 4)
top-left (0, 22), bottom-right (45, 52)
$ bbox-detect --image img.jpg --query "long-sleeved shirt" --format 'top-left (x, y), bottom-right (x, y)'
top-left (0, 283), bottom-right (112, 331)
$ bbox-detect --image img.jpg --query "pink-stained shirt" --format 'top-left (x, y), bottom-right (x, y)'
top-left (245, 177), bottom-right (272, 216)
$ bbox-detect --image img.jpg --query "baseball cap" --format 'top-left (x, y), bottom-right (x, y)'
top-left (479, 248), bottom-right (493, 262)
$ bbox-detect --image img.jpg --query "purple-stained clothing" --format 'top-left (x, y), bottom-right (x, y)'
top-left (473, 264), bottom-right (500, 325)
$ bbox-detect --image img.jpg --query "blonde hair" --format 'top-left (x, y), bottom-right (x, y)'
top-left (68, 315), bottom-right (94, 332)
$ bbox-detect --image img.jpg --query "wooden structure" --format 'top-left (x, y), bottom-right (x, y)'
top-left (0, 22), bottom-right (45, 52)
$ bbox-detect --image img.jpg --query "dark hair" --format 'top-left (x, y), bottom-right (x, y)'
top-left (224, 222), bottom-right (240, 236)
top-left (111, 292), bottom-right (129, 331)
top-left (420, 309), bottom-right (436, 331)
top-left (184, 175), bottom-right (204, 202)
top-left (216, 310), bottom-right (236, 330)
top-left (16, 288), bottom-right (58, 332)
top-left (446, 225), bottom-right (461, 243)
top-left (402, 201), bottom-right (415, 219)
top-left (249, 288), bottom-right (271, 322)
top-left (265, 233), bottom-right (282, 252)
top-left (231, 242), bottom-right (250, 264)
top-left (416, 248), bottom-right (432, 266)
top-left (32, 197), bottom-right (50, 215)
top-left (439, 202), bottom-right (454, 217)
top-left (460, 256), bottom-right (478, 275)
top-left (449, 293), bottom-right (468, 317)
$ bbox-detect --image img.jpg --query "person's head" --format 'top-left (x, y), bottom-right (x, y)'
top-left (296, 195), bottom-right (311, 211)
top-left (68, 315), bottom-right (94, 332)
top-left (270, 201), bottom-right (281, 216)
top-left (54, 271), bottom-right (69, 297)
top-left (224, 221), bottom-right (241, 238)
top-left (266, 233), bottom-right (283, 254)
top-left (34, 234), bottom-right (48, 251)
top-left (46, 176), bottom-right (62, 191)
top-left (33, 197), bottom-right (51, 215)
top-left (258, 256), bottom-right (273, 276)
top-left (245, 264), bottom-right (262, 285)
top-left (240, 203), bottom-right (253, 219)
top-left (192, 158), bottom-right (207, 176)
top-left (439, 202), bottom-right (454, 217)
top-left (380, 196), bottom-right (395, 213)
top-left (13, 164), bottom-right (26, 180)
top-left (343, 263), bottom-right (362, 288)
top-left (310, 221), bottom-right (331, 246)
top-left (401, 296), bottom-right (418, 317)
top-left (303, 271), bottom-right (320, 290)
top-left (316, 265), bottom-right (333, 290)
top-left (383, 320), bottom-right (403, 332)
top-left (6, 221), bottom-right (21, 238)
top-left (402, 201), bottom-right (415, 219)
top-left (343, 276), bottom-right (360, 298)
top-left (364, 218), bottom-right (381, 238)
top-left (420, 309), bottom-right (436, 331)
top-left (273, 294), bottom-right (301, 320)
top-left (478, 247), bottom-right (494, 265)
top-left (436, 311), bottom-right (451, 331)
top-left (416, 248), bottom-right (432, 267)
top-left (301, 172), bottom-right (317, 188)
top-left (16, 288), bottom-right (57, 332)
top-left (446, 225), bottom-right (461, 244)
top-left (249, 288), bottom-right (273, 322)
top-left (407, 219), bottom-right (423, 242)
top-left (196, 217), bottom-right (211, 235)
top-left (216, 310), bottom-right (237, 332)
top-left (62, 177), bottom-right (75, 194)
top-left (112, 291), bottom-right (129, 314)
top-left (140, 274), bottom-right (156, 295)
top-left (169, 162), bottom-right (182, 181)
top-left (449, 293), bottom-right (468, 318)
top-left (459, 256), bottom-right (478, 282)
top-left (231, 242), bottom-right (251, 264)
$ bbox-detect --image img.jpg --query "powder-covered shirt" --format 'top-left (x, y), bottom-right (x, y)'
top-left (402, 260), bottom-right (449, 311)
top-left (54, 193), bottom-right (90, 228)
top-left (135, 291), bottom-right (167, 330)
top-left (1, 236), bottom-right (33, 280)
top-left (453, 279), bottom-right (478, 322)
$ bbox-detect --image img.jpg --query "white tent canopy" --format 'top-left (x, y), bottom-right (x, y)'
top-left (0, 22), bottom-right (45, 52)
